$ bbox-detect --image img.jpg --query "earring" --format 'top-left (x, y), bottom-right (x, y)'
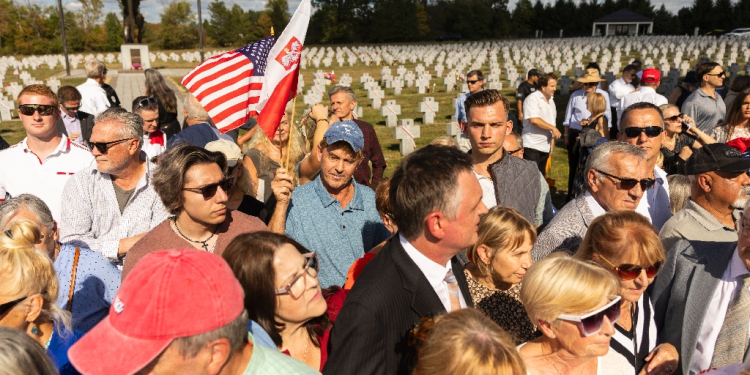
top-left (31, 324), bottom-right (38, 335)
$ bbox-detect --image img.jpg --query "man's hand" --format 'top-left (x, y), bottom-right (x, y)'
top-left (69, 132), bottom-right (80, 141)
top-left (271, 168), bottom-right (294, 205)
top-left (117, 233), bottom-right (147, 257)
top-left (552, 128), bottom-right (562, 139)
top-left (518, 113), bottom-right (524, 122)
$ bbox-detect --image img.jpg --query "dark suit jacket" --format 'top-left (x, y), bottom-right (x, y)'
top-left (322, 236), bottom-right (473, 375)
top-left (651, 239), bottom-right (750, 375)
top-left (56, 111), bottom-right (96, 145)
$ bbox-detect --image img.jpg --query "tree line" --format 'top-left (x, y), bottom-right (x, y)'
top-left (1, 0), bottom-right (749, 55)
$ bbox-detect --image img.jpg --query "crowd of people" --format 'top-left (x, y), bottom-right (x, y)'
top-left (1, 57), bottom-right (750, 375)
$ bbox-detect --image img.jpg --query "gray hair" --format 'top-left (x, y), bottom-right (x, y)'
top-left (584, 141), bottom-right (647, 189)
top-left (0, 194), bottom-right (55, 231)
top-left (95, 110), bottom-right (144, 152)
top-left (506, 133), bottom-right (523, 149)
top-left (0, 327), bottom-right (58, 375)
top-left (328, 85), bottom-right (356, 101)
top-left (84, 59), bottom-right (106, 79)
top-left (183, 93), bottom-right (210, 121)
top-left (668, 174), bottom-right (691, 214)
top-left (172, 310), bottom-right (248, 358)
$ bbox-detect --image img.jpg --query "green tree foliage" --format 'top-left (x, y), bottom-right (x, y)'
top-left (511, 0), bottom-right (534, 35)
top-left (157, 0), bottom-right (198, 49)
top-left (104, 12), bottom-right (123, 50)
top-left (265, 0), bottom-right (290, 35)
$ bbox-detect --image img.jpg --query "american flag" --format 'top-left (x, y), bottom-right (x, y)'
top-left (180, 36), bottom-right (275, 133)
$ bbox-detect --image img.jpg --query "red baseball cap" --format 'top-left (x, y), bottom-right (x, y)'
top-left (642, 68), bottom-right (661, 83)
top-left (69, 249), bottom-right (245, 375)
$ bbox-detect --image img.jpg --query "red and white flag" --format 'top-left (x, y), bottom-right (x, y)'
top-left (255, 0), bottom-right (311, 139)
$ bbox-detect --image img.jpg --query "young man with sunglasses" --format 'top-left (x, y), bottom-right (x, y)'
top-left (682, 62), bottom-right (727, 133)
top-left (563, 68), bottom-right (612, 201)
top-left (532, 141), bottom-right (651, 261)
top-left (652, 197), bottom-right (750, 374)
top-left (76, 59), bottom-right (111, 117)
top-left (55, 85), bottom-right (96, 146)
top-left (454, 70), bottom-right (484, 125)
top-left (59, 110), bottom-right (170, 266)
top-left (618, 102), bottom-right (671, 230)
top-left (659, 143), bottom-right (750, 253)
top-left (0, 84), bottom-right (93, 222)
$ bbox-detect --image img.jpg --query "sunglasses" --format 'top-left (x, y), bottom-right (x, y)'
top-left (558, 295), bottom-right (621, 337)
top-left (136, 97), bottom-right (158, 110)
top-left (63, 104), bottom-right (81, 112)
top-left (583, 82), bottom-right (598, 86)
top-left (706, 71), bottom-right (725, 77)
top-left (0, 296), bottom-right (28, 316)
top-left (621, 126), bottom-right (664, 138)
top-left (595, 169), bottom-right (655, 191)
top-left (664, 114), bottom-right (683, 123)
top-left (91, 138), bottom-right (133, 154)
top-left (507, 148), bottom-right (522, 155)
top-left (467, 80), bottom-right (481, 85)
top-left (183, 177), bottom-right (234, 199)
top-left (18, 104), bottom-right (57, 116)
top-left (597, 253), bottom-right (664, 280)
top-left (275, 253), bottom-right (319, 300)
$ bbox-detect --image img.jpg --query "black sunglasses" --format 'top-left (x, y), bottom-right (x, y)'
top-left (664, 114), bottom-right (683, 123)
top-left (19, 104), bottom-right (57, 116)
top-left (63, 104), bottom-right (82, 112)
top-left (621, 126), bottom-right (663, 138)
top-left (91, 138), bottom-right (134, 154)
top-left (0, 296), bottom-right (27, 316)
top-left (706, 71), bottom-right (725, 77)
top-left (136, 97), bottom-right (158, 110)
top-left (507, 148), bottom-right (522, 155)
top-left (595, 169), bottom-right (655, 191)
top-left (467, 79), bottom-right (481, 85)
top-left (183, 177), bottom-right (234, 199)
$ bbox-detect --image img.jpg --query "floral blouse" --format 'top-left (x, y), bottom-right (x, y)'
top-left (464, 269), bottom-right (539, 344)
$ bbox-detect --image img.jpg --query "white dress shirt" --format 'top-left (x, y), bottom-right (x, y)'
top-left (608, 77), bottom-right (635, 113)
top-left (400, 234), bottom-right (467, 312)
top-left (635, 166), bottom-right (670, 230)
top-left (691, 248), bottom-right (750, 375)
top-left (0, 135), bottom-right (93, 221)
top-left (562, 88), bottom-right (612, 131)
top-left (619, 87), bottom-right (669, 123)
top-left (77, 78), bottom-right (110, 117)
top-left (474, 170), bottom-right (498, 209)
top-left (584, 190), bottom-right (607, 218)
top-left (522, 91), bottom-right (557, 153)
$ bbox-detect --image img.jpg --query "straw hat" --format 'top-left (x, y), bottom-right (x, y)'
top-left (576, 68), bottom-right (606, 83)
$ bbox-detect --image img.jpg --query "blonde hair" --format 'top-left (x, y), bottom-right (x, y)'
top-left (0, 220), bottom-right (71, 333)
top-left (467, 207), bottom-right (536, 278)
top-left (413, 309), bottom-right (526, 375)
top-left (429, 136), bottom-right (458, 148)
top-left (667, 174), bottom-right (691, 215)
top-left (575, 211), bottom-right (665, 268)
top-left (520, 254), bottom-right (618, 325)
top-left (245, 103), bottom-right (306, 170)
top-left (586, 92), bottom-right (607, 117)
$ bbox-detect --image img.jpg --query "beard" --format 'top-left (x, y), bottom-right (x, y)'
top-left (731, 185), bottom-right (750, 209)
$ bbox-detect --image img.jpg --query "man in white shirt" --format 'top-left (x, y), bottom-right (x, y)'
top-left (77, 59), bottom-right (111, 117)
top-left (522, 72), bottom-right (561, 176)
top-left (618, 101), bottom-right (671, 230)
top-left (324, 146), bottom-right (487, 375)
top-left (620, 68), bottom-right (669, 124)
top-left (0, 84), bottom-right (93, 221)
top-left (608, 64), bottom-right (638, 135)
top-left (652, 198), bottom-right (750, 374)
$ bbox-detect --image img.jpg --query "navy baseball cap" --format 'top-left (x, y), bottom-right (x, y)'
top-left (324, 120), bottom-right (364, 153)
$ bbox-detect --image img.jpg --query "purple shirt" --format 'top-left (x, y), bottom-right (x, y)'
top-left (62, 111), bottom-right (84, 145)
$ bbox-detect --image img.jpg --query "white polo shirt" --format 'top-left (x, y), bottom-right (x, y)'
top-left (0, 135), bottom-right (94, 221)
top-left (522, 90), bottom-right (557, 153)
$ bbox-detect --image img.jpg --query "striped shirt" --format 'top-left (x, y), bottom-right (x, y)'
top-left (59, 152), bottom-right (170, 262)
top-left (610, 292), bottom-right (657, 373)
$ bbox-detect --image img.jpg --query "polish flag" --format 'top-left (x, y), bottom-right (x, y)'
top-left (255, 0), bottom-right (310, 139)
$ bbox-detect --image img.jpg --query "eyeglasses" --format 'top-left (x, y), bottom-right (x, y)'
top-left (595, 169), bottom-right (655, 191)
top-left (63, 104), bottom-right (81, 112)
top-left (558, 295), bottom-right (621, 337)
top-left (467, 80), bottom-right (482, 85)
top-left (183, 177), bottom-right (234, 199)
top-left (664, 114), bottom-right (684, 123)
top-left (18, 104), bottom-right (57, 116)
top-left (621, 126), bottom-right (664, 138)
top-left (91, 138), bottom-right (134, 154)
top-left (275, 253), bottom-right (319, 300)
top-left (706, 71), bottom-right (725, 77)
top-left (596, 253), bottom-right (664, 280)
top-left (583, 82), bottom-right (598, 86)
top-left (136, 97), bottom-right (158, 110)
top-left (507, 148), bottom-right (522, 155)
top-left (0, 296), bottom-right (28, 316)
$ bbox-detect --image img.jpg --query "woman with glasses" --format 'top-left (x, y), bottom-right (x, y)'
top-left (122, 144), bottom-right (268, 279)
top-left (711, 88), bottom-right (750, 143)
top-left (463, 206), bottom-right (537, 344)
top-left (222, 231), bottom-right (347, 371)
top-left (518, 255), bottom-right (631, 375)
top-left (659, 104), bottom-right (716, 175)
top-left (144, 69), bottom-right (181, 138)
top-left (575, 211), bottom-right (678, 374)
top-left (0, 220), bottom-right (83, 375)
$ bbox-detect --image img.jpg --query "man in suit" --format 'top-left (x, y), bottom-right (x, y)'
top-left (323, 145), bottom-right (487, 375)
top-left (55, 86), bottom-right (95, 147)
top-left (652, 198), bottom-right (750, 374)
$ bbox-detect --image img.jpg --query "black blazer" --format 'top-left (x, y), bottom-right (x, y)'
top-left (56, 111), bottom-right (96, 146)
top-left (322, 236), bottom-right (473, 375)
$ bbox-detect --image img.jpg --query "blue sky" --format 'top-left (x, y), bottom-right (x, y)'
top-left (56, 0), bottom-right (689, 25)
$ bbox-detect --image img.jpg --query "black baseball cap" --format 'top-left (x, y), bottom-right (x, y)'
top-left (528, 69), bottom-right (540, 78)
top-left (685, 143), bottom-right (750, 175)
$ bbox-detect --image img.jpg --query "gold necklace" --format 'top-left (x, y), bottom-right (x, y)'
top-left (542, 344), bottom-right (566, 375)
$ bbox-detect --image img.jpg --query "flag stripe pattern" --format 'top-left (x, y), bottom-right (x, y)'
top-left (180, 36), bottom-right (275, 133)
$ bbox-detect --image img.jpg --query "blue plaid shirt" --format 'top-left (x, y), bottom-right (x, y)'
top-left (285, 176), bottom-right (390, 288)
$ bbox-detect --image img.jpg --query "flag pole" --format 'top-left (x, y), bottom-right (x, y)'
top-left (284, 96), bottom-right (297, 173)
